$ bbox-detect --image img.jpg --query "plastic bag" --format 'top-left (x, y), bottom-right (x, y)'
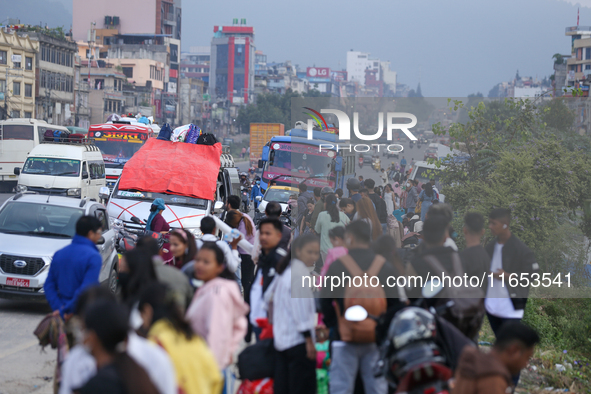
top-left (171, 124), bottom-right (191, 142)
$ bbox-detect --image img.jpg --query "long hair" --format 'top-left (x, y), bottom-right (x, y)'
top-left (372, 235), bottom-right (405, 276)
top-left (276, 233), bottom-right (319, 275)
top-left (139, 282), bottom-right (194, 340)
top-left (169, 229), bottom-right (197, 266)
top-left (197, 242), bottom-right (236, 280)
top-left (356, 196), bottom-right (382, 240)
top-left (225, 210), bottom-right (254, 237)
top-left (324, 194), bottom-right (340, 223)
top-left (121, 249), bottom-right (157, 304)
top-left (424, 183), bottom-right (434, 198)
top-left (84, 300), bottom-right (159, 394)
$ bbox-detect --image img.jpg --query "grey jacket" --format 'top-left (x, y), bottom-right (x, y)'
top-left (406, 186), bottom-right (419, 209)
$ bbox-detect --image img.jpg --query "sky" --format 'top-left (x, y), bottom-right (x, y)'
top-left (2, 0), bottom-right (591, 96)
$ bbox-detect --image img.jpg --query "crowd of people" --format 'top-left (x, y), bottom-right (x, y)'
top-left (40, 170), bottom-right (541, 394)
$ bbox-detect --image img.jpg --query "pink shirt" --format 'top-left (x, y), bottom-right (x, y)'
top-left (186, 277), bottom-right (249, 370)
top-left (320, 246), bottom-right (348, 278)
top-left (237, 213), bottom-right (256, 255)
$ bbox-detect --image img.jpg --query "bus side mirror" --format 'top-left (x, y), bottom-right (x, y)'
top-left (13, 167), bottom-right (20, 175)
top-left (262, 145), bottom-right (270, 161)
top-left (258, 160), bottom-right (263, 168)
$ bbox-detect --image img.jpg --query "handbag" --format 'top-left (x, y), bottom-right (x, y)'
top-left (237, 338), bottom-right (276, 380)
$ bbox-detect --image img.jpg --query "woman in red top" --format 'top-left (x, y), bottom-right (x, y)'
top-left (146, 198), bottom-right (172, 263)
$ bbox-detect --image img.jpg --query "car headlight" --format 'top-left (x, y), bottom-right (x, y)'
top-left (187, 228), bottom-right (203, 238)
top-left (16, 185), bottom-right (27, 192)
top-left (67, 188), bottom-right (81, 197)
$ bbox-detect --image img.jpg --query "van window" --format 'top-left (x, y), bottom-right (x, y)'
top-left (3, 124), bottom-right (34, 140)
top-left (22, 158), bottom-right (81, 176)
top-left (95, 208), bottom-right (109, 230)
top-left (89, 161), bottom-right (105, 179)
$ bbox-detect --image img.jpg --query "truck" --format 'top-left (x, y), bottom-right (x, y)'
top-left (423, 143), bottom-right (453, 161)
top-left (250, 123), bottom-right (284, 165)
top-left (0, 118), bottom-right (70, 192)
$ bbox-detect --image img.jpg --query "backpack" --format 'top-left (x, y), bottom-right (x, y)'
top-left (184, 124), bottom-right (201, 144)
top-left (423, 252), bottom-right (485, 340)
top-left (44, 129), bottom-right (55, 142)
top-left (157, 123), bottom-right (172, 141)
top-left (336, 254), bottom-right (387, 343)
top-left (196, 133), bottom-right (219, 145)
top-left (53, 130), bottom-right (67, 142)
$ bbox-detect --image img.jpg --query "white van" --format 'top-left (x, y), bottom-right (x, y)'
top-left (0, 118), bottom-right (70, 192)
top-left (14, 139), bottom-right (106, 201)
top-left (409, 160), bottom-right (446, 202)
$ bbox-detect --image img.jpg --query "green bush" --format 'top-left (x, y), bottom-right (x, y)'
top-left (523, 298), bottom-right (591, 355)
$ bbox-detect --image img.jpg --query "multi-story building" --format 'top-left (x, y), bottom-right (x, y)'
top-left (72, 0), bottom-right (182, 42)
top-left (346, 51), bottom-right (380, 86)
top-left (81, 66), bottom-right (126, 125)
top-left (24, 32), bottom-right (78, 125)
top-left (178, 77), bottom-right (204, 125)
top-left (74, 55), bottom-right (91, 129)
top-left (0, 29), bottom-right (36, 119)
top-left (565, 25), bottom-right (591, 94)
top-left (209, 19), bottom-right (255, 104)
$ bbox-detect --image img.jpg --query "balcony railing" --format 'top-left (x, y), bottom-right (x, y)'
top-left (566, 26), bottom-right (591, 33)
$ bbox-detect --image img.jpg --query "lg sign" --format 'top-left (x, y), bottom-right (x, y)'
top-left (307, 67), bottom-right (330, 78)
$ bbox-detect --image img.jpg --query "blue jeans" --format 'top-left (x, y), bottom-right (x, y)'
top-left (381, 222), bottom-right (388, 235)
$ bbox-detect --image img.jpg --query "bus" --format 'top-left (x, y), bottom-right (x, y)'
top-left (0, 118), bottom-right (69, 192)
top-left (258, 128), bottom-right (355, 191)
top-left (87, 123), bottom-right (154, 191)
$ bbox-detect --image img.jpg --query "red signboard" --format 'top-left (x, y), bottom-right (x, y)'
top-left (169, 69), bottom-right (178, 78)
top-left (331, 70), bottom-right (347, 82)
top-left (307, 67), bottom-right (330, 78)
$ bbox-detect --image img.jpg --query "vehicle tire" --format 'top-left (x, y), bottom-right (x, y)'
top-left (108, 261), bottom-right (119, 295)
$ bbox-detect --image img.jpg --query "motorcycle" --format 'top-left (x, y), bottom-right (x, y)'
top-left (372, 158), bottom-right (381, 172)
top-left (113, 216), bottom-right (166, 253)
top-left (240, 186), bottom-right (250, 213)
top-left (344, 281), bottom-right (473, 394)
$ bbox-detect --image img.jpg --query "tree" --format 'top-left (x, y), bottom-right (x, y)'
top-left (552, 53), bottom-right (564, 65)
top-left (432, 98), bottom-right (591, 287)
top-left (416, 83), bottom-right (423, 98)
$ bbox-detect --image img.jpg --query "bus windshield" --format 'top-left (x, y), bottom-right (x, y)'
top-left (92, 130), bottom-right (148, 167)
top-left (263, 142), bottom-right (335, 187)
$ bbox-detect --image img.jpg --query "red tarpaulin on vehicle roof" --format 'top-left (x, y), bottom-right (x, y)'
top-left (119, 138), bottom-right (222, 201)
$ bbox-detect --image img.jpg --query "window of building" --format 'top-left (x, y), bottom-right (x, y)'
top-left (24, 111), bottom-right (32, 118)
top-left (122, 67), bottom-right (133, 78)
top-left (25, 57), bottom-right (32, 70)
top-left (25, 84), bottom-right (32, 97)
top-left (0, 80), bottom-right (5, 93)
top-left (51, 49), bottom-right (55, 63)
top-left (13, 58), bottom-right (21, 68)
top-left (586, 65), bottom-right (591, 70)
top-left (95, 79), bottom-right (104, 89)
top-left (13, 82), bottom-right (20, 96)
top-left (62, 52), bottom-right (66, 65)
top-left (10, 110), bottom-right (20, 118)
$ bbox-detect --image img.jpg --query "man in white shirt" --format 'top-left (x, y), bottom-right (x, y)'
top-left (484, 208), bottom-right (538, 387)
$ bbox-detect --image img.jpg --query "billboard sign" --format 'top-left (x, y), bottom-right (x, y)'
top-left (331, 70), bottom-right (347, 82)
top-left (307, 67), bottom-right (330, 78)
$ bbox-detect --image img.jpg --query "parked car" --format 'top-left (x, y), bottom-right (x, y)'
top-left (254, 185), bottom-right (298, 226)
top-left (0, 193), bottom-right (119, 300)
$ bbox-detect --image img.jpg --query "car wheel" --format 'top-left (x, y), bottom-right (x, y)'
top-left (108, 261), bottom-right (119, 294)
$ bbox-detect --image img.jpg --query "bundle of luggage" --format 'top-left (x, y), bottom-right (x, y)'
top-left (157, 123), bottom-right (219, 145)
top-left (43, 129), bottom-right (85, 143)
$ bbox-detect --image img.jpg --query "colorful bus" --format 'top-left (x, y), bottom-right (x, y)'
top-left (258, 128), bottom-right (355, 191)
top-left (87, 123), bottom-right (154, 191)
